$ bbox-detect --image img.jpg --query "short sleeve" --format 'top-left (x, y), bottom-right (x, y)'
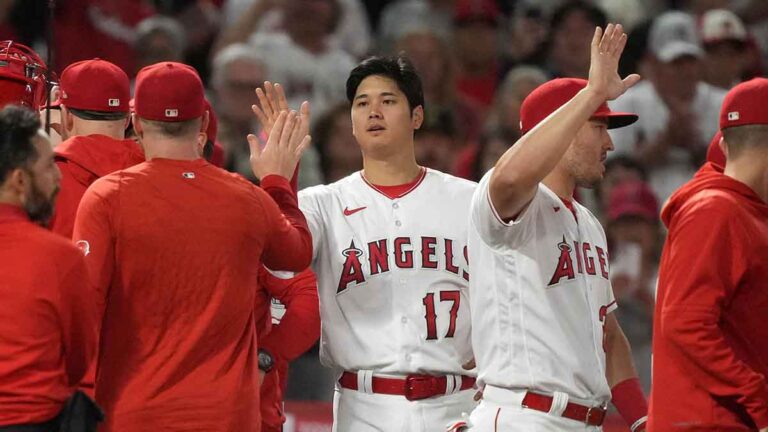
top-left (469, 169), bottom-right (543, 251)
top-left (298, 187), bottom-right (327, 262)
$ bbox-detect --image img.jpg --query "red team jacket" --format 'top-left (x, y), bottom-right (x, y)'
top-left (73, 159), bottom-right (312, 432)
top-left (651, 163), bottom-right (768, 431)
top-left (0, 204), bottom-right (97, 426)
top-left (50, 134), bottom-right (144, 238)
top-left (256, 269), bottom-right (320, 430)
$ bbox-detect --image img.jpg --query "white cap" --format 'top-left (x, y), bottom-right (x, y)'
top-left (649, 11), bottom-right (704, 63)
top-left (701, 9), bottom-right (747, 44)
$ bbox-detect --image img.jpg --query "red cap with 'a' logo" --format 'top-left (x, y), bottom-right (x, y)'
top-left (520, 78), bottom-right (638, 134)
top-left (134, 62), bottom-right (205, 122)
top-left (720, 78), bottom-right (768, 130)
top-left (59, 59), bottom-right (130, 113)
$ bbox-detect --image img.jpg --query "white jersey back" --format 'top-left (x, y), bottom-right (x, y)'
top-left (299, 168), bottom-right (476, 375)
top-left (468, 169), bottom-right (617, 404)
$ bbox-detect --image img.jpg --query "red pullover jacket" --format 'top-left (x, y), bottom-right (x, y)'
top-left (650, 163), bottom-right (768, 431)
top-left (50, 134), bottom-right (144, 238)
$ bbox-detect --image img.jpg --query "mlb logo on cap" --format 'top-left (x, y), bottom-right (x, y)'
top-left (108, 99), bottom-right (120, 107)
top-left (165, 109), bottom-right (179, 118)
top-left (728, 111), bottom-right (740, 121)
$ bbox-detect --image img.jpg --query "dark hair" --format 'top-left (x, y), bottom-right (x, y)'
top-left (550, 1), bottom-right (607, 32)
top-left (68, 107), bottom-right (128, 121)
top-left (0, 105), bottom-right (41, 183)
top-left (604, 155), bottom-right (648, 180)
top-left (472, 127), bottom-right (520, 180)
top-left (346, 56), bottom-right (425, 112)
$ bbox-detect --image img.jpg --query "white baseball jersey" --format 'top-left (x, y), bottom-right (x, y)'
top-left (468, 169), bottom-right (617, 404)
top-left (298, 168), bottom-right (476, 375)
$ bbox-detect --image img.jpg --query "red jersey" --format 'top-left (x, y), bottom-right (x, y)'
top-left (0, 204), bottom-right (97, 425)
top-left (650, 163), bottom-right (768, 431)
top-left (73, 158), bottom-right (312, 432)
top-left (51, 134), bottom-right (144, 238)
top-left (256, 269), bottom-right (320, 430)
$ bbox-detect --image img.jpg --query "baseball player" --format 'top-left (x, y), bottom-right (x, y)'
top-left (467, 24), bottom-right (648, 431)
top-left (73, 62), bottom-right (312, 431)
top-left (251, 59), bottom-right (478, 431)
top-left (0, 105), bottom-right (97, 430)
top-left (649, 78), bottom-right (768, 431)
top-left (50, 59), bottom-right (144, 238)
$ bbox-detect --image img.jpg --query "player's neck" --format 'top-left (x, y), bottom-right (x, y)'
top-left (543, 169), bottom-right (576, 200)
top-left (143, 139), bottom-right (201, 161)
top-left (72, 119), bottom-right (126, 141)
top-left (724, 156), bottom-right (768, 203)
top-left (362, 156), bottom-right (421, 186)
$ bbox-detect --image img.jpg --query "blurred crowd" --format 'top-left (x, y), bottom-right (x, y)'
top-left (4, 0), bottom-right (767, 401)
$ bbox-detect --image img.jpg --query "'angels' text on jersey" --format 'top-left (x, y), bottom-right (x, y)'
top-left (338, 237), bottom-right (469, 293)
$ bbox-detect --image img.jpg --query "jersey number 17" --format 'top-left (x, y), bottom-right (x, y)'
top-left (423, 291), bottom-right (460, 340)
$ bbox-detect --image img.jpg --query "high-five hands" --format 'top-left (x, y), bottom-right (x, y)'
top-left (587, 23), bottom-right (641, 102)
top-left (248, 110), bottom-right (311, 180)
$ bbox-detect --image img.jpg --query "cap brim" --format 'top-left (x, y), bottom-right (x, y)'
top-left (657, 42), bottom-right (704, 62)
top-left (593, 112), bottom-right (639, 129)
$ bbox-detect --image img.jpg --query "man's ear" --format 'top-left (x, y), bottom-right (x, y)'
top-left (61, 105), bottom-right (75, 134)
top-left (132, 114), bottom-right (144, 139)
top-left (411, 105), bottom-right (424, 130)
top-left (4, 168), bottom-right (28, 200)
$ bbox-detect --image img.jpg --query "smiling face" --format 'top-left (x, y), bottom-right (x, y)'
top-left (561, 119), bottom-right (614, 188)
top-left (350, 75), bottom-right (423, 159)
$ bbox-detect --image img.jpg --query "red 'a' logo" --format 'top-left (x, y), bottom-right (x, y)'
top-left (338, 240), bottom-right (365, 293)
top-left (548, 236), bottom-right (576, 285)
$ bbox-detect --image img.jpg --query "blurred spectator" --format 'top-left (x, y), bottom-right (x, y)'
top-left (453, 0), bottom-right (502, 110)
top-left (501, 4), bottom-right (548, 69)
top-left (53, 0), bottom-right (155, 74)
top-left (211, 43), bottom-right (268, 178)
top-left (378, 0), bottom-right (454, 52)
top-left (221, 0), bottom-right (371, 58)
top-left (700, 9), bottom-right (750, 89)
top-left (134, 16), bottom-right (187, 74)
top-left (470, 127), bottom-right (519, 180)
top-left (485, 65), bottom-right (548, 132)
top-left (596, 155), bottom-right (648, 215)
top-left (414, 109), bottom-right (461, 173)
top-left (312, 102), bottom-right (360, 182)
top-left (609, 11), bottom-right (727, 202)
top-left (395, 28), bottom-right (482, 142)
top-left (606, 179), bottom-right (661, 392)
top-left (546, 1), bottom-right (607, 79)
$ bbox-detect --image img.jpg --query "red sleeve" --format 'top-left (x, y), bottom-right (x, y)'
top-left (57, 252), bottom-right (98, 387)
top-left (259, 175), bottom-right (312, 272)
top-left (72, 179), bottom-right (117, 393)
top-left (660, 203), bottom-right (768, 427)
top-left (259, 269), bottom-right (320, 362)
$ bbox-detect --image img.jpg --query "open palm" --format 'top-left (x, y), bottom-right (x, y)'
top-left (587, 24), bottom-right (641, 101)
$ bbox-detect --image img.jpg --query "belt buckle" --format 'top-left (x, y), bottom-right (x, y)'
top-left (585, 405), bottom-right (606, 426)
top-left (404, 375), bottom-right (437, 401)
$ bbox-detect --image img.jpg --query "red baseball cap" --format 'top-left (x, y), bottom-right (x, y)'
top-left (134, 62), bottom-right (204, 122)
top-left (720, 77), bottom-right (768, 130)
top-left (520, 78), bottom-right (638, 134)
top-left (706, 131), bottom-right (726, 167)
top-left (454, 0), bottom-right (500, 24)
top-left (59, 58), bottom-right (130, 113)
top-left (607, 180), bottom-right (659, 223)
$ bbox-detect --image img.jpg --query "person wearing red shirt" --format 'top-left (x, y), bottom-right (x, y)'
top-left (50, 59), bottom-right (144, 238)
top-left (650, 78), bottom-right (768, 431)
top-left (256, 269), bottom-right (321, 431)
top-left (73, 62), bottom-right (313, 432)
top-left (0, 106), bottom-right (97, 430)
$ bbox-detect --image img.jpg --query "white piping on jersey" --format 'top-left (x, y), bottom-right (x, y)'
top-left (359, 167), bottom-right (428, 200)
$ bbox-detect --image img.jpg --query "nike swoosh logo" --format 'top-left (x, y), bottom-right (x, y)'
top-left (343, 206), bottom-right (367, 216)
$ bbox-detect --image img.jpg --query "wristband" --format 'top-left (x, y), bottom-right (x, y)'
top-left (611, 377), bottom-right (648, 429)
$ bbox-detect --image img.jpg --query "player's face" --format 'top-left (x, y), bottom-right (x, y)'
top-left (22, 132), bottom-right (60, 225)
top-left (351, 75), bottom-right (423, 158)
top-left (564, 119), bottom-right (613, 188)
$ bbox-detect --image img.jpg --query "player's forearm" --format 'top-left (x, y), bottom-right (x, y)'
top-left (261, 176), bottom-right (313, 271)
top-left (605, 315), bottom-right (639, 387)
top-left (490, 88), bottom-right (604, 218)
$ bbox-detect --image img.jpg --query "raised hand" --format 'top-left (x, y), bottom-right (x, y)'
top-left (252, 81), bottom-right (289, 134)
top-left (587, 23), bottom-right (641, 102)
top-left (248, 110), bottom-right (311, 180)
